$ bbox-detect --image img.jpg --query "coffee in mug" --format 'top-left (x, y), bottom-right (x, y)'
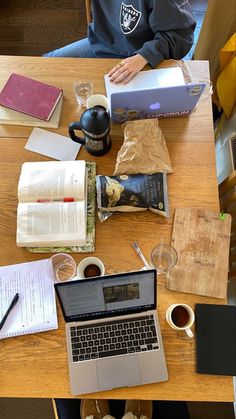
top-left (171, 305), bottom-right (190, 328)
top-left (83, 263), bottom-right (101, 278)
top-left (76, 256), bottom-right (105, 279)
top-left (166, 303), bottom-right (194, 338)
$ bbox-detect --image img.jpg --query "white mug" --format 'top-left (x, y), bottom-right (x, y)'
top-left (166, 303), bottom-right (195, 338)
top-left (86, 94), bottom-right (109, 111)
top-left (76, 256), bottom-right (105, 279)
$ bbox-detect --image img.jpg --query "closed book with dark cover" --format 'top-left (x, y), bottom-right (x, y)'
top-left (0, 73), bottom-right (63, 121)
top-left (195, 303), bottom-right (236, 376)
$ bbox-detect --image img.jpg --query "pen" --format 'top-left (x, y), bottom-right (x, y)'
top-left (0, 293), bottom-right (19, 331)
top-left (37, 198), bottom-right (75, 203)
top-left (132, 242), bottom-right (150, 269)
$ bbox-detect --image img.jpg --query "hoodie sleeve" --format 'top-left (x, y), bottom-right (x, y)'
top-left (136, 0), bottom-right (196, 67)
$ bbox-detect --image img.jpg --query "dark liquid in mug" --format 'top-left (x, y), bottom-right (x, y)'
top-left (84, 264), bottom-right (101, 278)
top-left (171, 305), bottom-right (189, 328)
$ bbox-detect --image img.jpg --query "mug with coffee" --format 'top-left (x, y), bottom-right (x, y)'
top-left (76, 256), bottom-right (105, 279)
top-left (166, 303), bottom-right (195, 338)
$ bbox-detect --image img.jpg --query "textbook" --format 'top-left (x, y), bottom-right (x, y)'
top-left (16, 160), bottom-right (88, 247)
top-left (0, 96), bottom-right (63, 128)
top-left (0, 73), bottom-right (63, 121)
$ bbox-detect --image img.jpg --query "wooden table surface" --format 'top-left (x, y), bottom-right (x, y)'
top-left (0, 56), bottom-right (233, 401)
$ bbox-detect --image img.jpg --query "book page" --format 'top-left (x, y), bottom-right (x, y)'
top-left (18, 160), bottom-right (86, 203)
top-left (17, 201), bottom-right (86, 247)
top-left (0, 259), bottom-right (58, 339)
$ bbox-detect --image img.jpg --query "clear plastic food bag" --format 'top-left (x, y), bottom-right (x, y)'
top-left (96, 172), bottom-right (169, 222)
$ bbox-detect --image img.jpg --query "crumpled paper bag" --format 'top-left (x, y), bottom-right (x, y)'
top-left (113, 119), bottom-right (172, 175)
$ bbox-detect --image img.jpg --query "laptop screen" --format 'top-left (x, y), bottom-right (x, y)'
top-left (55, 269), bottom-right (156, 323)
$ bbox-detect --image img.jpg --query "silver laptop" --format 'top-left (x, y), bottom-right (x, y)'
top-left (55, 269), bottom-right (168, 395)
top-left (104, 68), bottom-right (206, 123)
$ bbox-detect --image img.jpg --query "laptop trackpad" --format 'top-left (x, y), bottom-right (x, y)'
top-left (97, 355), bottom-right (140, 390)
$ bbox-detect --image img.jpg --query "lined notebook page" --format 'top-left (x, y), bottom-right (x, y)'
top-left (0, 259), bottom-right (58, 339)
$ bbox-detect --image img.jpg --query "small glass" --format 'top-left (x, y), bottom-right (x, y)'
top-left (151, 243), bottom-right (178, 275)
top-left (50, 253), bottom-right (76, 282)
top-left (74, 79), bottom-right (93, 107)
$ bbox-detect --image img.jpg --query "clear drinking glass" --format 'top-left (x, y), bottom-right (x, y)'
top-left (50, 253), bottom-right (76, 282)
top-left (151, 243), bottom-right (178, 275)
top-left (74, 79), bottom-right (93, 107)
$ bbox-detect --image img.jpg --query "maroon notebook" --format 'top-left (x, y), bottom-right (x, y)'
top-left (0, 73), bottom-right (63, 121)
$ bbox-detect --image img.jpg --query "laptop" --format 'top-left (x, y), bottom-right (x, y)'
top-left (55, 269), bottom-right (168, 395)
top-left (104, 68), bottom-right (206, 123)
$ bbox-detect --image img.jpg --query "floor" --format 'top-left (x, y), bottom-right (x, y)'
top-left (1, 1), bottom-right (236, 418)
top-left (0, 399), bottom-right (235, 419)
top-left (0, 399), bottom-right (54, 419)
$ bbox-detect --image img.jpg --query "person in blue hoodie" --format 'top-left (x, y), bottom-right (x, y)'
top-left (44, 0), bottom-right (196, 83)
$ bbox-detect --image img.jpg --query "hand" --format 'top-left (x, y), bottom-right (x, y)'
top-left (108, 54), bottom-right (148, 84)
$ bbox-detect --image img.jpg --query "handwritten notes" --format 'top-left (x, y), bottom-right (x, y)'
top-left (0, 259), bottom-right (58, 339)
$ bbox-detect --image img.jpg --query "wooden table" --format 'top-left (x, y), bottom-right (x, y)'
top-left (0, 56), bottom-right (233, 402)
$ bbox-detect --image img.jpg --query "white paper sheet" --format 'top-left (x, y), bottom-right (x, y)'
top-left (0, 259), bottom-right (58, 339)
top-left (25, 127), bottom-right (81, 160)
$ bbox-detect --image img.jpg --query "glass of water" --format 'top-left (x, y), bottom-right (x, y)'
top-left (151, 243), bottom-right (178, 275)
top-left (50, 253), bottom-right (76, 282)
top-left (74, 79), bottom-right (93, 107)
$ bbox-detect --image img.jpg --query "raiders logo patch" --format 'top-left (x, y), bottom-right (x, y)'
top-left (120, 3), bottom-right (141, 34)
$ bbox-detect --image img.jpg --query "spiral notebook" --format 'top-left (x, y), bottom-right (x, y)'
top-left (0, 259), bottom-right (58, 339)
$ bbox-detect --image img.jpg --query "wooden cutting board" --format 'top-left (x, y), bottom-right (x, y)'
top-left (168, 208), bottom-right (232, 298)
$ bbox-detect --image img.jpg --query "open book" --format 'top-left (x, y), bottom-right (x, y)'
top-left (16, 160), bottom-right (87, 247)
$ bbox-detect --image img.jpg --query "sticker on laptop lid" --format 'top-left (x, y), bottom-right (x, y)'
top-left (188, 86), bottom-right (201, 96)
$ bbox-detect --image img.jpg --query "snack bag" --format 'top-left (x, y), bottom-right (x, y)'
top-left (96, 172), bottom-right (169, 221)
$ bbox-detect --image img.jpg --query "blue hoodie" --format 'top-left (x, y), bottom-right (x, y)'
top-left (88, 0), bottom-right (196, 67)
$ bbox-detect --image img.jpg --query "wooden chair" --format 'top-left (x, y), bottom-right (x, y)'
top-left (52, 399), bottom-right (59, 419)
top-left (85, 0), bottom-right (92, 24)
top-left (219, 170), bottom-right (236, 278)
top-left (194, 0), bottom-right (235, 83)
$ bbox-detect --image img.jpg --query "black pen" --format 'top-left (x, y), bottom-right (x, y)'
top-left (0, 293), bottom-right (19, 331)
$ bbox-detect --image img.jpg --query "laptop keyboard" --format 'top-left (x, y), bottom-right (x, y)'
top-left (70, 314), bottom-right (159, 363)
